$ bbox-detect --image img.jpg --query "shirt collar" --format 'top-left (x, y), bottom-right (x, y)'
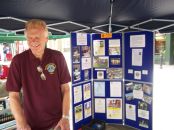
top-left (29, 48), bottom-right (49, 63)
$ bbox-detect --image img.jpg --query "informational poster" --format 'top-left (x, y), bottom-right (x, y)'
top-left (106, 98), bottom-right (122, 119)
top-left (93, 40), bottom-right (105, 56)
top-left (130, 35), bottom-right (145, 48)
top-left (94, 82), bottom-right (105, 97)
top-left (109, 39), bottom-right (120, 55)
top-left (75, 104), bottom-right (83, 123)
top-left (132, 49), bottom-right (143, 66)
top-left (81, 57), bottom-right (91, 70)
top-left (83, 83), bottom-right (91, 100)
top-left (84, 101), bottom-right (92, 118)
top-left (110, 82), bottom-right (122, 97)
top-left (73, 85), bottom-right (82, 104)
top-left (126, 104), bottom-right (136, 121)
top-left (95, 98), bottom-right (105, 113)
top-left (76, 33), bottom-right (87, 45)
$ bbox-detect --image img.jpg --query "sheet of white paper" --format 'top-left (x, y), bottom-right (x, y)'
top-left (76, 33), bottom-right (87, 45)
top-left (94, 82), bottom-right (105, 97)
top-left (130, 35), bottom-right (145, 48)
top-left (110, 82), bottom-right (122, 97)
top-left (126, 104), bottom-right (136, 121)
top-left (73, 85), bottom-right (82, 104)
top-left (132, 49), bottom-right (143, 66)
top-left (142, 70), bottom-right (148, 75)
top-left (95, 98), bottom-right (105, 113)
top-left (133, 90), bottom-right (144, 99)
top-left (138, 109), bottom-right (149, 120)
top-left (81, 57), bottom-right (91, 70)
top-left (128, 69), bottom-right (133, 74)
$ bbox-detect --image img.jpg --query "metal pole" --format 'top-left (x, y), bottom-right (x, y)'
top-left (109, 0), bottom-right (114, 33)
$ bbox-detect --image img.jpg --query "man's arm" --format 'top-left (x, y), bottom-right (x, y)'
top-left (54, 83), bottom-right (70, 130)
top-left (9, 92), bottom-right (31, 130)
top-left (61, 83), bottom-right (70, 117)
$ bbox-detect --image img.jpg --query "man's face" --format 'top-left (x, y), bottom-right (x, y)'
top-left (25, 27), bottom-right (48, 55)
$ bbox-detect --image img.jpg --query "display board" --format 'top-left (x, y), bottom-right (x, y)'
top-left (71, 33), bottom-right (93, 130)
top-left (92, 33), bottom-right (123, 124)
top-left (124, 31), bottom-right (153, 130)
top-left (71, 31), bottom-right (153, 130)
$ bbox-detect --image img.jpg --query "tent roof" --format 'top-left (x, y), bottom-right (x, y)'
top-left (1, 0), bottom-right (174, 34)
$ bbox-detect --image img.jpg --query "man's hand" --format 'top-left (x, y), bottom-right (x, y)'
top-left (17, 123), bottom-right (31, 130)
top-left (54, 118), bottom-right (70, 130)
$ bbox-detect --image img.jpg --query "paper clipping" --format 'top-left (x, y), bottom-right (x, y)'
top-left (93, 40), bottom-right (105, 56)
top-left (126, 104), bottom-right (136, 121)
top-left (73, 85), bottom-right (82, 104)
top-left (76, 33), bottom-right (87, 45)
top-left (83, 83), bottom-right (91, 100)
top-left (84, 101), bottom-right (92, 118)
top-left (130, 34), bottom-right (145, 48)
top-left (110, 82), bottom-right (122, 97)
top-left (94, 82), bottom-right (105, 97)
top-left (95, 98), bottom-right (105, 113)
top-left (75, 104), bottom-right (83, 123)
top-left (109, 39), bottom-right (121, 55)
top-left (81, 57), bottom-right (91, 70)
top-left (132, 49), bottom-right (143, 66)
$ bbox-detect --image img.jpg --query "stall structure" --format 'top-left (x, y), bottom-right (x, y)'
top-left (71, 31), bottom-right (153, 130)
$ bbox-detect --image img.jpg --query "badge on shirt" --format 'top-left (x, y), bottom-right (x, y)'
top-left (45, 63), bottom-right (56, 74)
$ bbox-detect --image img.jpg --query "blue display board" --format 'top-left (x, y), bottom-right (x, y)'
top-left (124, 31), bottom-right (153, 83)
top-left (92, 33), bottom-right (123, 124)
top-left (71, 31), bottom-right (153, 130)
top-left (124, 31), bottom-right (153, 130)
top-left (71, 33), bottom-right (92, 130)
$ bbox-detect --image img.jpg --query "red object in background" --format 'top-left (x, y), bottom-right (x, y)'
top-left (0, 65), bottom-right (9, 79)
top-left (6, 53), bottom-right (12, 61)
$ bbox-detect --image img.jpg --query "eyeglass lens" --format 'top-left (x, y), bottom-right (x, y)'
top-left (37, 66), bottom-right (46, 80)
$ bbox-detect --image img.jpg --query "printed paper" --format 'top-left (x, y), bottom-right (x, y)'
top-left (132, 49), bottom-right (143, 66)
top-left (110, 82), bottom-right (122, 97)
top-left (95, 98), bottom-right (105, 113)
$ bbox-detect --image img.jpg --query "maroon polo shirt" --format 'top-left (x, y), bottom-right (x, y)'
top-left (6, 48), bottom-right (71, 130)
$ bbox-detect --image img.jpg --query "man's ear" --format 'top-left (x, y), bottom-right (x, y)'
top-left (24, 31), bottom-right (27, 37)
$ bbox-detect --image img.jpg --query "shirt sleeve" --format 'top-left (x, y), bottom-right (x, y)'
top-left (6, 56), bottom-right (22, 92)
top-left (58, 53), bottom-right (71, 85)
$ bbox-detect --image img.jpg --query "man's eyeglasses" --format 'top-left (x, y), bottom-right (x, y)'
top-left (37, 66), bottom-right (46, 80)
